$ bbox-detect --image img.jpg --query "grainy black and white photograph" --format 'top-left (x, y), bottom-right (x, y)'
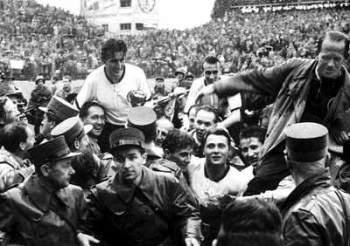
top-left (0, 0), bottom-right (349, 245)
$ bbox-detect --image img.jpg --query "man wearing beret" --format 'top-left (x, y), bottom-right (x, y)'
top-left (0, 136), bottom-right (99, 246)
top-left (198, 31), bottom-right (350, 195)
top-left (83, 127), bottom-right (202, 246)
top-left (281, 122), bottom-right (350, 246)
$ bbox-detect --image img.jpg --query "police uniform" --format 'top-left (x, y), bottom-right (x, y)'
top-left (83, 128), bottom-right (201, 246)
top-left (0, 136), bottom-right (84, 246)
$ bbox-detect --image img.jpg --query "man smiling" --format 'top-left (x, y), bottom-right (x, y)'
top-left (188, 128), bottom-right (248, 246)
top-left (76, 39), bottom-right (151, 152)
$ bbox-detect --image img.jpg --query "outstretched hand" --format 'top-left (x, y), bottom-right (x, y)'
top-left (195, 84), bottom-right (215, 103)
top-left (77, 232), bottom-right (100, 246)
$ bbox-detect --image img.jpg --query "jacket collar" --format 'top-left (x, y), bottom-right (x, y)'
top-left (112, 166), bottom-right (154, 203)
top-left (23, 175), bottom-right (70, 212)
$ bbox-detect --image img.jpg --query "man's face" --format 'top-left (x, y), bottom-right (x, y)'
top-left (23, 126), bottom-right (35, 151)
top-left (195, 110), bottom-right (216, 142)
top-left (4, 99), bottom-right (19, 123)
top-left (203, 62), bottom-right (220, 84)
top-left (41, 113), bottom-right (55, 137)
top-left (105, 51), bottom-right (125, 83)
top-left (188, 107), bottom-right (197, 131)
top-left (82, 106), bottom-right (105, 137)
top-left (168, 146), bottom-right (193, 169)
top-left (317, 39), bottom-right (345, 80)
top-left (176, 73), bottom-right (185, 81)
top-left (204, 134), bottom-right (229, 166)
top-left (45, 158), bottom-right (75, 189)
top-left (114, 147), bottom-right (145, 183)
top-left (155, 120), bottom-right (173, 146)
top-left (239, 137), bottom-right (263, 168)
top-left (77, 134), bottom-right (90, 152)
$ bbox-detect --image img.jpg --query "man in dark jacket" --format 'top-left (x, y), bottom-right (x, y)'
top-left (27, 75), bottom-right (52, 135)
top-left (281, 122), bottom-right (350, 246)
top-left (83, 127), bottom-right (201, 246)
top-left (197, 31), bottom-right (350, 195)
top-left (0, 136), bottom-right (98, 246)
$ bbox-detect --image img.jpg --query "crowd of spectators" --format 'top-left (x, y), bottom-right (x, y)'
top-left (124, 3), bottom-right (350, 78)
top-left (0, 0), bottom-right (350, 81)
top-left (0, 0), bottom-right (104, 80)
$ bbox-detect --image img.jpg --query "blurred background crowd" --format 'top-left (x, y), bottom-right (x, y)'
top-left (0, 0), bottom-right (349, 81)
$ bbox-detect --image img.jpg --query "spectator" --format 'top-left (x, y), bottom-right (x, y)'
top-left (0, 122), bottom-right (35, 192)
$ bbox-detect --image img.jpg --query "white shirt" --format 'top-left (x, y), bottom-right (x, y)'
top-left (76, 64), bottom-right (151, 125)
top-left (184, 75), bottom-right (242, 114)
top-left (188, 158), bottom-right (248, 206)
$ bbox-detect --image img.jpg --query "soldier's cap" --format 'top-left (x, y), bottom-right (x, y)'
top-left (28, 135), bottom-right (80, 167)
top-left (39, 96), bottom-right (79, 124)
top-left (285, 122), bottom-right (328, 162)
top-left (35, 75), bottom-right (45, 83)
top-left (175, 68), bottom-right (186, 76)
top-left (155, 76), bottom-right (165, 82)
top-left (109, 127), bottom-right (145, 151)
top-left (127, 106), bottom-right (157, 132)
top-left (51, 116), bottom-right (93, 146)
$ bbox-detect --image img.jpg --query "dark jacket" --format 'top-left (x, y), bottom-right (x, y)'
top-left (0, 175), bottom-right (86, 246)
top-left (282, 172), bottom-right (350, 246)
top-left (215, 58), bottom-right (350, 158)
top-left (84, 166), bottom-right (201, 246)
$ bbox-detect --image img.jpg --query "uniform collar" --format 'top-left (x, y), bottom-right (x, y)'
top-left (23, 175), bottom-right (70, 212)
top-left (112, 166), bottom-right (153, 203)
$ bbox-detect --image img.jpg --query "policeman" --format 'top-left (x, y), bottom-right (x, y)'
top-left (0, 136), bottom-right (98, 246)
top-left (83, 127), bottom-right (202, 246)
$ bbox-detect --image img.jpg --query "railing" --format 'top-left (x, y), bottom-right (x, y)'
top-left (230, 0), bottom-right (349, 8)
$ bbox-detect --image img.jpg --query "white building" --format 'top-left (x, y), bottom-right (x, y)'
top-left (80, 0), bottom-right (159, 34)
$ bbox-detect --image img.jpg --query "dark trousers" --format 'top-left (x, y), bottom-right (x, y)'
top-left (98, 122), bottom-right (124, 153)
top-left (243, 148), bottom-right (290, 196)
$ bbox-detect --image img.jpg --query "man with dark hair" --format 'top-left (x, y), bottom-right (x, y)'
top-left (214, 198), bottom-right (282, 246)
top-left (162, 129), bottom-right (195, 170)
top-left (184, 56), bottom-right (240, 129)
top-left (0, 122), bottom-right (35, 192)
top-left (188, 127), bottom-right (248, 246)
top-left (185, 56), bottom-right (221, 116)
top-left (79, 101), bottom-right (106, 155)
top-left (281, 122), bottom-right (350, 246)
top-left (191, 105), bottom-right (219, 158)
top-left (83, 127), bottom-right (201, 246)
top-left (0, 136), bottom-right (98, 246)
top-left (198, 31), bottom-right (350, 195)
top-left (76, 39), bottom-right (151, 152)
top-left (239, 126), bottom-right (266, 170)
